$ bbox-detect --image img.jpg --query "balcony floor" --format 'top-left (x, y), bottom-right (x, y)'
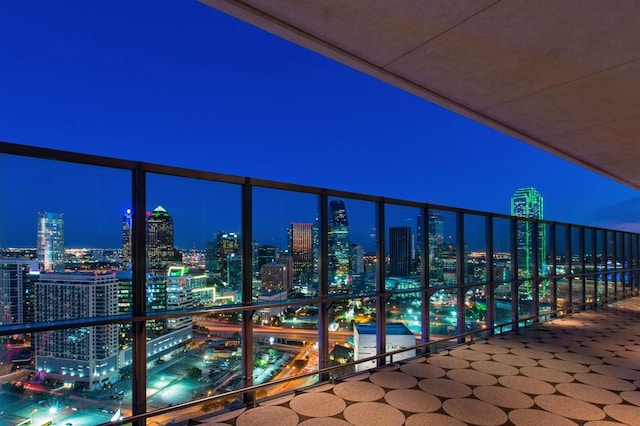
top-left (187, 298), bottom-right (640, 426)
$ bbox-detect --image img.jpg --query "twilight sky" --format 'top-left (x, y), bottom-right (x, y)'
top-left (1, 0), bottom-right (640, 249)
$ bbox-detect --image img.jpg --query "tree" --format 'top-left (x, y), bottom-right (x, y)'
top-left (186, 367), bottom-right (202, 380)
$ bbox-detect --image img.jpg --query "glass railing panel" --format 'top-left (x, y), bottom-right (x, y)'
top-left (517, 280), bottom-right (534, 319)
top-left (346, 297), bottom-right (378, 372)
top-left (572, 276), bottom-right (584, 310)
top-left (428, 210), bottom-right (457, 287)
top-left (327, 197), bottom-right (377, 296)
top-left (464, 214), bottom-right (487, 285)
top-left (385, 292), bottom-right (421, 363)
top-left (253, 188), bottom-right (318, 301)
top-left (557, 277), bottom-right (570, 312)
top-left (429, 288), bottom-right (458, 338)
top-left (555, 224), bottom-right (568, 279)
top-left (515, 217), bottom-right (536, 281)
top-left (493, 282), bottom-right (512, 329)
top-left (464, 286), bottom-right (487, 337)
top-left (0, 154), bottom-right (132, 423)
top-left (385, 204), bottom-right (423, 290)
top-left (585, 274), bottom-right (597, 305)
top-left (327, 297), bottom-right (361, 378)
top-left (539, 222), bottom-right (552, 278)
top-left (492, 218), bottom-right (512, 284)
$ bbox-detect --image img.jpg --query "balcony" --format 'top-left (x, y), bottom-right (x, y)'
top-left (0, 141), bottom-right (638, 425)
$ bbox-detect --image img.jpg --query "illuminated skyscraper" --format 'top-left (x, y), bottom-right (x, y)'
top-left (37, 212), bottom-right (65, 272)
top-left (389, 226), bottom-right (412, 277)
top-left (122, 208), bottom-right (132, 269)
top-left (328, 200), bottom-right (350, 285)
top-left (214, 232), bottom-right (241, 287)
top-left (289, 222), bottom-right (313, 283)
top-left (146, 206), bottom-right (181, 274)
top-left (428, 211), bottom-right (445, 284)
top-left (511, 187), bottom-right (545, 279)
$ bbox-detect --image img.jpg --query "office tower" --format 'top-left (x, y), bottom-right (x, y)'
top-left (122, 208), bottom-right (132, 268)
top-left (349, 243), bottom-right (364, 275)
top-left (416, 213), bottom-right (424, 266)
top-left (312, 218), bottom-right (319, 282)
top-left (288, 222), bottom-right (313, 283)
top-left (389, 226), bottom-right (412, 277)
top-left (257, 245), bottom-right (279, 272)
top-left (37, 212), bottom-right (65, 272)
top-left (260, 262), bottom-right (292, 292)
top-left (146, 205), bottom-right (181, 274)
top-left (34, 272), bottom-right (119, 390)
top-left (214, 232), bottom-right (241, 287)
top-left (0, 259), bottom-right (38, 325)
top-left (511, 187), bottom-right (545, 279)
top-left (328, 200), bottom-right (351, 285)
top-left (428, 211), bottom-right (445, 283)
top-left (204, 240), bottom-right (216, 282)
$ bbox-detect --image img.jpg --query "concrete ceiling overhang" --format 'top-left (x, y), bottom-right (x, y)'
top-left (200, 0), bottom-right (640, 190)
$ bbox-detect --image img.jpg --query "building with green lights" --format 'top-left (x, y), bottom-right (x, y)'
top-left (511, 188), bottom-right (546, 284)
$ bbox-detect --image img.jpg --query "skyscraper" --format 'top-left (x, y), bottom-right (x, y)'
top-left (0, 259), bottom-right (38, 325)
top-left (214, 232), bottom-right (241, 287)
top-left (511, 187), bottom-right (545, 279)
top-left (289, 222), bottom-right (313, 283)
top-left (428, 211), bottom-right (445, 284)
top-left (146, 206), bottom-right (181, 274)
top-left (328, 200), bottom-right (350, 285)
top-left (122, 208), bottom-right (132, 269)
top-left (37, 212), bottom-right (65, 272)
top-left (389, 226), bottom-right (412, 277)
top-left (34, 272), bottom-right (119, 390)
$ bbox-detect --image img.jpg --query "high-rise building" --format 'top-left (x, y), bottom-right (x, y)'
top-left (0, 259), bottom-right (38, 325)
top-left (349, 243), bottom-right (364, 275)
top-left (428, 211), bottom-right (445, 284)
top-left (328, 200), bottom-right (351, 285)
top-left (214, 232), bottom-right (241, 285)
top-left (122, 208), bottom-right (132, 268)
top-left (511, 187), bottom-right (545, 279)
top-left (34, 272), bottom-right (119, 390)
top-left (260, 262), bottom-right (292, 293)
top-left (257, 245), bottom-right (279, 272)
top-left (37, 212), bottom-right (65, 272)
top-left (146, 206), bottom-right (181, 274)
top-left (389, 226), bottom-right (412, 277)
top-left (288, 222), bottom-right (314, 284)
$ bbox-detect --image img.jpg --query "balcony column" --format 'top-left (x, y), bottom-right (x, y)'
top-left (486, 216), bottom-right (495, 336)
top-left (375, 199), bottom-right (386, 367)
top-left (318, 191), bottom-right (330, 380)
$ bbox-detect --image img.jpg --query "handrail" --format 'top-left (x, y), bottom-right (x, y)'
top-left (107, 304), bottom-right (586, 425)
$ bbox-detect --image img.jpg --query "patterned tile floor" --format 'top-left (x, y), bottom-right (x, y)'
top-left (189, 298), bottom-right (640, 426)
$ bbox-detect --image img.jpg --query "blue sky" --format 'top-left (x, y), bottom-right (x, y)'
top-left (1, 0), bottom-right (639, 248)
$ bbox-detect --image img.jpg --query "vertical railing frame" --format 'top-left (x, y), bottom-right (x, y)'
top-left (531, 220), bottom-right (540, 320)
top-left (318, 191), bottom-right (330, 379)
top-left (131, 163), bottom-right (147, 425)
top-left (486, 215), bottom-right (495, 336)
top-left (241, 178), bottom-right (255, 405)
top-left (375, 199), bottom-right (386, 367)
top-left (419, 206), bottom-right (430, 351)
top-left (456, 212), bottom-right (465, 342)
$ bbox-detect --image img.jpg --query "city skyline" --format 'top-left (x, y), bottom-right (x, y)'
top-left (1, 1), bottom-right (640, 239)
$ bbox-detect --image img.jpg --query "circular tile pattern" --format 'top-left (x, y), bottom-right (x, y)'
top-left (427, 355), bottom-right (470, 369)
top-left (298, 418), bottom-right (351, 426)
top-left (574, 372), bottom-right (636, 391)
top-left (527, 342), bottom-right (568, 353)
top-left (261, 393), bottom-right (295, 406)
top-left (508, 409), bottom-right (579, 426)
top-left (615, 349), bottom-right (640, 359)
top-left (538, 358), bottom-right (590, 373)
top-left (555, 351), bottom-right (602, 365)
top-left (449, 348), bottom-right (491, 361)
top-left (625, 344), bottom-right (640, 352)
top-left (510, 347), bottom-right (554, 360)
top-left (442, 398), bottom-right (507, 425)
top-left (486, 338), bottom-right (526, 349)
top-left (333, 381), bottom-right (385, 401)
top-left (369, 371), bottom-right (418, 389)
top-left (498, 375), bottom-right (556, 395)
top-left (384, 388), bottom-right (441, 413)
top-left (534, 395), bottom-right (606, 420)
top-left (473, 385), bottom-right (534, 409)
top-left (470, 360), bottom-right (519, 376)
top-left (405, 413), bottom-right (466, 426)
top-left (289, 392), bottom-right (346, 417)
top-left (555, 383), bottom-right (622, 405)
top-left (343, 372), bottom-right (370, 381)
top-left (236, 406), bottom-right (299, 426)
top-left (603, 404), bottom-right (640, 426)
top-left (492, 353), bottom-right (539, 367)
top-left (418, 378), bottom-right (472, 398)
top-left (343, 402), bottom-right (405, 426)
top-left (604, 356), bottom-right (640, 369)
top-left (569, 346), bottom-right (614, 358)
top-left (447, 368), bottom-right (498, 386)
top-left (519, 366), bottom-right (574, 383)
top-left (399, 362), bottom-right (446, 378)
top-left (469, 343), bottom-right (510, 354)
top-left (590, 363), bottom-right (640, 380)
top-left (582, 340), bottom-right (625, 352)
top-left (620, 390), bottom-right (640, 406)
